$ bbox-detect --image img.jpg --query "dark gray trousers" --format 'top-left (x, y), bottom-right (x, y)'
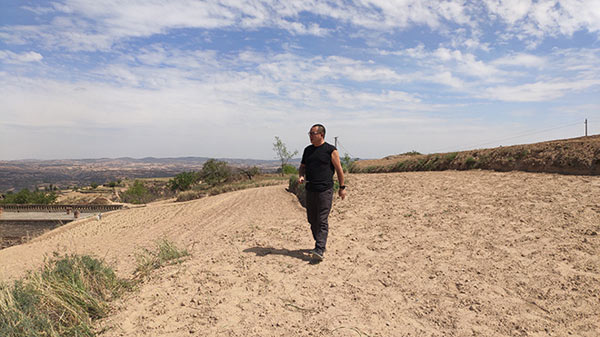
top-left (306, 188), bottom-right (333, 252)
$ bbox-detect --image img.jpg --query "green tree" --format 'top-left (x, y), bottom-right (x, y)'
top-left (120, 180), bottom-right (152, 204)
top-left (168, 171), bottom-right (201, 191)
top-left (282, 164), bottom-right (298, 174)
top-left (273, 136), bottom-right (298, 176)
top-left (0, 189), bottom-right (57, 205)
top-left (340, 153), bottom-right (358, 173)
top-left (240, 166), bottom-right (261, 180)
top-left (90, 183), bottom-right (99, 189)
top-left (201, 159), bottom-right (231, 186)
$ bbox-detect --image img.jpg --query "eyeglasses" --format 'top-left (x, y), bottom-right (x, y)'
top-left (308, 131), bottom-right (321, 135)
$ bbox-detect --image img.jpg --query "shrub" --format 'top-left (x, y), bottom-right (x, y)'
top-left (465, 156), bottom-right (477, 167)
top-left (0, 189), bottom-right (57, 205)
top-left (201, 159), bottom-right (231, 186)
top-left (176, 190), bottom-right (206, 202)
top-left (106, 181), bottom-right (118, 188)
top-left (90, 183), bottom-right (99, 189)
top-left (288, 175), bottom-right (306, 207)
top-left (0, 255), bottom-right (128, 337)
top-left (515, 149), bottom-right (529, 160)
top-left (402, 151), bottom-right (422, 156)
top-left (392, 161), bottom-right (406, 171)
top-left (282, 164), bottom-right (298, 175)
top-left (240, 166), bottom-right (261, 180)
top-left (175, 176), bottom-right (286, 202)
top-left (340, 153), bottom-right (357, 173)
top-left (445, 152), bottom-right (458, 162)
top-left (168, 171), bottom-right (201, 191)
top-left (120, 180), bottom-right (153, 204)
top-left (423, 155), bottom-right (440, 170)
top-left (364, 165), bottom-right (381, 173)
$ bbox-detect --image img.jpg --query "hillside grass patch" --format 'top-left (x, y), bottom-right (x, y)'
top-left (134, 239), bottom-right (190, 280)
top-left (0, 255), bottom-right (129, 337)
top-left (0, 240), bottom-right (188, 337)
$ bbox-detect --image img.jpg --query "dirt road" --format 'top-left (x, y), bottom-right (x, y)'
top-left (1, 171), bottom-right (599, 336)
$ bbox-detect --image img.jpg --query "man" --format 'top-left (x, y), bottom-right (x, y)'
top-left (298, 124), bottom-right (347, 261)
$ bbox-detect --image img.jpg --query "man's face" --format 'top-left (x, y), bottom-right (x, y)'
top-left (309, 126), bottom-right (323, 145)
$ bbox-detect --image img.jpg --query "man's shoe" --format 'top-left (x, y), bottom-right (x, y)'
top-left (310, 249), bottom-right (324, 261)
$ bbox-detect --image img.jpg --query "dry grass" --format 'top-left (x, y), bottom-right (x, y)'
top-left (0, 240), bottom-right (188, 337)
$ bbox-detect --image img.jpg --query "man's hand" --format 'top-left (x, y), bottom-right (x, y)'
top-left (338, 188), bottom-right (346, 200)
top-left (298, 176), bottom-right (305, 184)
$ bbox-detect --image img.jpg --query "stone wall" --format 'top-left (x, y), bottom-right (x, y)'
top-left (1, 204), bottom-right (123, 212)
top-left (0, 219), bottom-right (73, 249)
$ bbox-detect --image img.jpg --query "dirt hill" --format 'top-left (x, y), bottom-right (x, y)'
top-left (355, 134), bottom-right (600, 175)
top-left (1, 171), bottom-right (598, 336)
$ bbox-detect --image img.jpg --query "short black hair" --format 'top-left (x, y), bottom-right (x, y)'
top-left (311, 124), bottom-right (326, 136)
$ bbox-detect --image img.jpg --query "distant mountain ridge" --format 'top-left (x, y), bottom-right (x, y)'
top-left (0, 157), bottom-right (301, 192)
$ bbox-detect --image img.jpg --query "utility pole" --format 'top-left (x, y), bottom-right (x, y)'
top-left (334, 136), bottom-right (338, 148)
top-left (585, 119), bottom-right (588, 137)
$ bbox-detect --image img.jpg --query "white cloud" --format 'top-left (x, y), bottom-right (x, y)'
top-left (428, 71), bottom-right (465, 89)
top-left (484, 0), bottom-right (532, 25)
top-left (492, 52), bottom-right (547, 68)
top-left (0, 50), bottom-right (43, 63)
top-left (481, 78), bottom-right (600, 102)
top-left (1, 1), bottom-right (600, 159)
top-left (1, 0), bottom-right (597, 52)
top-left (485, 0), bottom-right (600, 45)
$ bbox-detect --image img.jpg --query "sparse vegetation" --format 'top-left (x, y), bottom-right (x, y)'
top-left (0, 189), bottom-right (57, 205)
top-left (282, 164), bottom-right (298, 175)
top-left (0, 240), bottom-right (188, 337)
top-left (119, 179), bottom-right (176, 204)
top-left (340, 153), bottom-right (357, 173)
top-left (168, 171), bottom-right (201, 192)
top-left (0, 254), bottom-right (129, 337)
top-left (105, 180), bottom-right (121, 188)
top-left (465, 156), bottom-right (477, 167)
top-left (239, 166), bottom-right (261, 180)
top-left (176, 174), bottom-right (287, 202)
top-left (134, 239), bottom-right (189, 280)
top-left (445, 152), bottom-right (458, 162)
top-left (119, 180), bottom-right (153, 204)
top-left (352, 136), bottom-right (600, 175)
top-left (273, 136), bottom-right (298, 176)
top-left (200, 159), bottom-right (232, 187)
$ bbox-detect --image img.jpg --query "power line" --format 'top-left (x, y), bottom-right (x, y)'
top-left (336, 139), bottom-right (357, 159)
top-left (434, 120), bottom-right (583, 153)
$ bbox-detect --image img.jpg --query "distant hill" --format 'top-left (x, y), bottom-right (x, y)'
top-left (354, 135), bottom-right (600, 175)
top-left (0, 157), bottom-right (301, 192)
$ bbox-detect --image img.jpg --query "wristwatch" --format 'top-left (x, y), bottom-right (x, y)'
top-left (339, 185), bottom-right (346, 190)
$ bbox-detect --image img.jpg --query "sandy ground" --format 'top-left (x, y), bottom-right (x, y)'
top-left (1, 170), bottom-right (599, 336)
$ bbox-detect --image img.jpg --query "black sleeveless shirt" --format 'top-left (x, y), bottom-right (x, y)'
top-left (301, 142), bottom-right (336, 192)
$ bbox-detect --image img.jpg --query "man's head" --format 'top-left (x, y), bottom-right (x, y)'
top-left (309, 124), bottom-right (326, 146)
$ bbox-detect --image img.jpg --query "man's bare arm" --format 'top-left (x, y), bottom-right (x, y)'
top-left (298, 164), bottom-right (306, 184)
top-left (331, 150), bottom-right (346, 199)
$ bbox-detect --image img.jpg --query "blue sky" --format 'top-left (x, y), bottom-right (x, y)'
top-left (1, 0), bottom-right (599, 160)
